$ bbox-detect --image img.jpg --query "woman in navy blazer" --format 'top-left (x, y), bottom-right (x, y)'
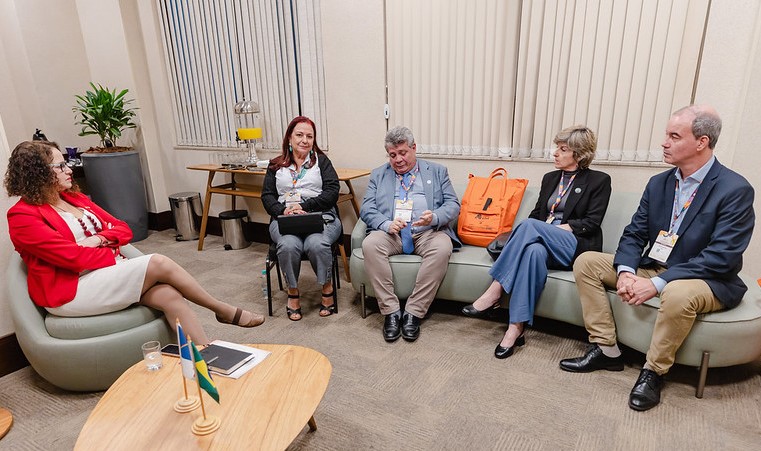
top-left (462, 126), bottom-right (612, 359)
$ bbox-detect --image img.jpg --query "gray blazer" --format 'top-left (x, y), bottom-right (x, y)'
top-left (360, 158), bottom-right (462, 248)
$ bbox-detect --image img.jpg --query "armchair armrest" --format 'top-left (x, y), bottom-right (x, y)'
top-left (351, 219), bottom-right (368, 252)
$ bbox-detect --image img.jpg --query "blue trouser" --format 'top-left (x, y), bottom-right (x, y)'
top-left (489, 218), bottom-right (577, 325)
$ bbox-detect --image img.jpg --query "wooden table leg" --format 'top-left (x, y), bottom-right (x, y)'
top-left (338, 242), bottom-right (351, 283)
top-left (345, 180), bottom-right (361, 217)
top-left (307, 415), bottom-right (317, 431)
top-left (197, 171), bottom-right (216, 251)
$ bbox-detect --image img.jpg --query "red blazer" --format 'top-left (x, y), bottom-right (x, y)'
top-left (7, 192), bottom-right (133, 308)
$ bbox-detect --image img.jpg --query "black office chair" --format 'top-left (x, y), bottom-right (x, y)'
top-left (264, 235), bottom-right (342, 317)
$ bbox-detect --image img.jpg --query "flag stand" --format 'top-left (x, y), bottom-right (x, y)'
top-left (174, 396), bottom-right (200, 413)
top-left (192, 415), bottom-right (221, 435)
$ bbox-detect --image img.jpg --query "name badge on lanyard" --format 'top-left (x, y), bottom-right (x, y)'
top-left (648, 230), bottom-right (678, 263)
top-left (648, 178), bottom-right (699, 263)
top-left (394, 199), bottom-right (413, 222)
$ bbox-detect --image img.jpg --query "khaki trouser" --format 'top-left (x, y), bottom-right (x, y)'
top-left (362, 229), bottom-right (452, 318)
top-left (574, 252), bottom-right (723, 375)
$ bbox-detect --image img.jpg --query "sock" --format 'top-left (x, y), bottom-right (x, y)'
top-left (599, 343), bottom-right (622, 358)
top-left (387, 309), bottom-right (401, 319)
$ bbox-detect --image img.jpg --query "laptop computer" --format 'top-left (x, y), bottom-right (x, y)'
top-left (277, 212), bottom-right (324, 236)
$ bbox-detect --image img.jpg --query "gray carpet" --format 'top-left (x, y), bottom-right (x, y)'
top-left (1, 230), bottom-right (761, 450)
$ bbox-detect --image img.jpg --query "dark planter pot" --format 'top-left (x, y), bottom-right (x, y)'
top-left (82, 150), bottom-right (149, 241)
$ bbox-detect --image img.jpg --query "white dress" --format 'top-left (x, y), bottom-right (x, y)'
top-left (45, 209), bottom-right (153, 317)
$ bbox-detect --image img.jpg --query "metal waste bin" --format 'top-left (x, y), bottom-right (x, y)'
top-left (219, 209), bottom-right (251, 250)
top-left (168, 192), bottom-right (202, 241)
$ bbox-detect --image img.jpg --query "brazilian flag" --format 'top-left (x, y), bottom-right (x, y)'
top-left (191, 342), bottom-right (220, 403)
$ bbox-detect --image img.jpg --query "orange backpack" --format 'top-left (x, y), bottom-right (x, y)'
top-left (457, 168), bottom-right (528, 247)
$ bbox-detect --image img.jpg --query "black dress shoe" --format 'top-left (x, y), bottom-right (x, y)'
top-left (629, 368), bottom-right (663, 411)
top-left (494, 334), bottom-right (526, 359)
top-left (461, 301), bottom-right (499, 318)
top-left (559, 344), bottom-right (625, 372)
top-left (401, 312), bottom-right (421, 341)
top-left (383, 314), bottom-right (401, 342)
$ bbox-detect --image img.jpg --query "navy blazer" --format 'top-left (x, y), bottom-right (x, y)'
top-left (530, 168), bottom-right (612, 259)
top-left (613, 160), bottom-right (755, 308)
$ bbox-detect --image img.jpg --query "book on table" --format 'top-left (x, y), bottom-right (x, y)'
top-left (200, 343), bottom-right (256, 375)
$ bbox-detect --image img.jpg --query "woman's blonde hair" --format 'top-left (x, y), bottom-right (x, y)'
top-left (553, 126), bottom-right (597, 170)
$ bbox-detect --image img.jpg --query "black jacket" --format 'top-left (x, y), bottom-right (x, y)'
top-left (261, 153), bottom-right (340, 218)
top-left (529, 168), bottom-right (612, 260)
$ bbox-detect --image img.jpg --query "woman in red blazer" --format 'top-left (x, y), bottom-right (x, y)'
top-left (5, 140), bottom-right (264, 344)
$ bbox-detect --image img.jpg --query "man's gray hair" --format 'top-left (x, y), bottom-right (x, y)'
top-left (385, 126), bottom-right (415, 150)
top-left (674, 105), bottom-right (722, 149)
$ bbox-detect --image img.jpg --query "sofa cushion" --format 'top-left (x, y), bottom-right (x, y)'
top-left (45, 304), bottom-right (165, 339)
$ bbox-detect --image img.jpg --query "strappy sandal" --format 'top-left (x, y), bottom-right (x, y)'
top-left (286, 293), bottom-right (302, 321)
top-left (216, 307), bottom-right (265, 328)
top-left (319, 291), bottom-right (336, 317)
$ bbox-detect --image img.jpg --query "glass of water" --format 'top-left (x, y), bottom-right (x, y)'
top-left (141, 341), bottom-right (163, 371)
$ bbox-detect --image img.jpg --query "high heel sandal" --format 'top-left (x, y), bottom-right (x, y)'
top-left (461, 300), bottom-right (500, 318)
top-left (319, 291), bottom-right (336, 317)
top-left (216, 307), bottom-right (265, 328)
top-left (286, 293), bottom-right (302, 321)
top-left (494, 334), bottom-right (526, 359)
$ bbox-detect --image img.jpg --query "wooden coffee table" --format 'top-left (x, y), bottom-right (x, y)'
top-left (75, 344), bottom-right (331, 450)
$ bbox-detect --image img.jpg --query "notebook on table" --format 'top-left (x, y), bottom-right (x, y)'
top-left (277, 212), bottom-right (324, 236)
top-left (200, 344), bottom-right (256, 375)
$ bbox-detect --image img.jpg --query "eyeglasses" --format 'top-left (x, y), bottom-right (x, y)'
top-left (48, 162), bottom-right (69, 172)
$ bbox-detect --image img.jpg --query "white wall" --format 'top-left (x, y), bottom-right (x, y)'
top-left (1, 0), bottom-right (760, 338)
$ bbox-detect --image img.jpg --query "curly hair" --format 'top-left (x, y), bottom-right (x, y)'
top-left (4, 141), bottom-right (78, 205)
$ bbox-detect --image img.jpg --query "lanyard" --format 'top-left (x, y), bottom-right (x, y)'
top-left (289, 166), bottom-right (308, 188)
top-left (549, 172), bottom-right (577, 217)
top-left (396, 167), bottom-right (418, 201)
top-left (669, 179), bottom-right (700, 233)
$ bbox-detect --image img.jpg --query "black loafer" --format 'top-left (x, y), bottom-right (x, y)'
top-left (629, 368), bottom-right (663, 411)
top-left (401, 312), bottom-right (421, 342)
top-left (383, 314), bottom-right (401, 342)
top-left (494, 334), bottom-right (526, 359)
top-left (559, 344), bottom-right (625, 372)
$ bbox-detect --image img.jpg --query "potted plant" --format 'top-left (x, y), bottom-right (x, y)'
top-left (73, 83), bottom-right (149, 241)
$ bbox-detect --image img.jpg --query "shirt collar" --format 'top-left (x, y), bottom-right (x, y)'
top-left (675, 155), bottom-right (715, 183)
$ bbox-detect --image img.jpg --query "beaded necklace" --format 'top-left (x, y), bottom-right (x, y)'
top-left (77, 212), bottom-right (103, 237)
top-left (53, 205), bottom-right (102, 237)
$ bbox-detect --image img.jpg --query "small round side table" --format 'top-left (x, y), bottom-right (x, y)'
top-left (0, 407), bottom-right (12, 439)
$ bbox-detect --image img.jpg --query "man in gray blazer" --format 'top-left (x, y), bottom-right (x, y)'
top-left (560, 105), bottom-right (755, 411)
top-left (360, 126), bottom-right (461, 342)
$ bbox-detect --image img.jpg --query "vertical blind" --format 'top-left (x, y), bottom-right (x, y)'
top-left (157, 0), bottom-right (327, 150)
top-left (386, 0), bottom-right (710, 162)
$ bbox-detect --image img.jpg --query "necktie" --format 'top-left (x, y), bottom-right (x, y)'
top-left (400, 172), bottom-right (414, 254)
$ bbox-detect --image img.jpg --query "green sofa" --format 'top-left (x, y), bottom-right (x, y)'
top-left (350, 187), bottom-right (761, 397)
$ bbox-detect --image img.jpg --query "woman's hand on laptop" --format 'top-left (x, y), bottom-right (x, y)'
top-left (284, 204), bottom-right (306, 215)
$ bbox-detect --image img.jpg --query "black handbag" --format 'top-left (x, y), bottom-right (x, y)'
top-left (486, 231), bottom-right (512, 261)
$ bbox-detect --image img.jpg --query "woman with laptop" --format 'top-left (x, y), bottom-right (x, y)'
top-left (5, 140), bottom-right (265, 346)
top-left (262, 116), bottom-right (341, 321)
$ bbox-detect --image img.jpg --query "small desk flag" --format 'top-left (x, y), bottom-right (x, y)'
top-left (191, 342), bottom-right (220, 403)
top-left (176, 323), bottom-right (195, 380)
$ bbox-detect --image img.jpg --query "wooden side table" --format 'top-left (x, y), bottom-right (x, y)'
top-left (0, 408), bottom-right (12, 440)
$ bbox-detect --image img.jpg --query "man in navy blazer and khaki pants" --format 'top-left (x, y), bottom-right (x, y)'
top-left (560, 105), bottom-right (755, 411)
top-left (360, 126), bottom-right (461, 342)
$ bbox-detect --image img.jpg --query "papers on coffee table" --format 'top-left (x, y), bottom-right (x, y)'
top-left (207, 340), bottom-right (271, 379)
